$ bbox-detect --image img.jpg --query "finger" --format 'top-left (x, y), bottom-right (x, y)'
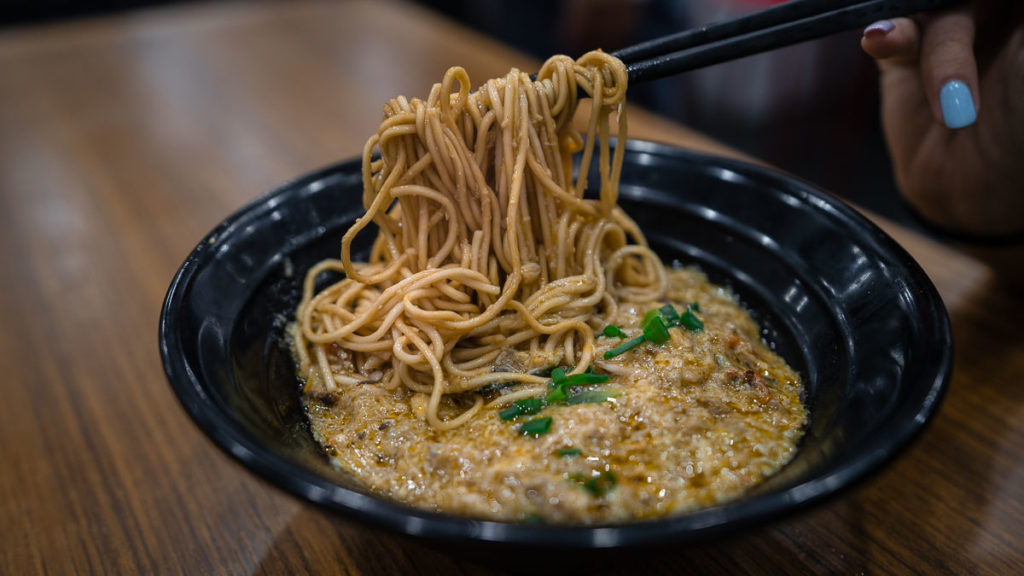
top-left (860, 17), bottom-right (932, 168)
top-left (860, 17), bottom-right (920, 66)
top-left (859, 18), bottom-right (926, 124)
top-left (919, 6), bottom-right (979, 129)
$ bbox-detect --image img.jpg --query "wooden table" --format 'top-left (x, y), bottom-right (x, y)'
top-left (2, 1), bottom-right (1021, 574)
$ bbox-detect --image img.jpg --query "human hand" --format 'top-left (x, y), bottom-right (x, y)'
top-left (860, 2), bottom-right (1024, 237)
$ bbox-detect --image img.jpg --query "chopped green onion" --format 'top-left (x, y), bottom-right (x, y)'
top-left (603, 302), bottom-right (703, 360)
top-left (642, 315), bottom-right (671, 345)
top-left (567, 470), bottom-right (618, 497)
top-left (545, 381), bottom-right (568, 404)
top-left (564, 372), bottom-right (609, 386)
top-left (584, 471), bottom-right (618, 497)
top-left (659, 304), bottom-right (681, 325)
top-left (565, 389), bottom-right (620, 406)
top-left (551, 367), bottom-right (568, 385)
top-left (603, 335), bottom-right (645, 359)
top-left (546, 368), bottom-right (610, 403)
top-left (545, 367), bottom-right (570, 403)
top-left (499, 397), bottom-right (545, 421)
top-left (556, 447), bottom-right (582, 457)
top-left (501, 365), bottom-right (616, 424)
top-left (519, 416), bottom-right (553, 437)
top-left (601, 325), bottom-right (628, 339)
top-left (679, 304), bottom-right (704, 332)
top-left (642, 307), bottom-right (662, 326)
top-left (516, 397), bottom-right (544, 414)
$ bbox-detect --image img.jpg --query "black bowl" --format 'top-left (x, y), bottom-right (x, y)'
top-left (160, 140), bottom-right (951, 558)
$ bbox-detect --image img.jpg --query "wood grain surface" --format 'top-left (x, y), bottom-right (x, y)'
top-left (1, 1), bottom-right (1021, 574)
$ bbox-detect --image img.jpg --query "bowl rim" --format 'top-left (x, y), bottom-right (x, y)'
top-left (159, 140), bottom-right (952, 550)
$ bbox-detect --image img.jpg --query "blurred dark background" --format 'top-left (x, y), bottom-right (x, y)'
top-left (1, 0), bottom-right (921, 230)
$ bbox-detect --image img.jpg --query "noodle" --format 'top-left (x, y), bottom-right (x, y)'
top-left (294, 51), bottom-right (665, 430)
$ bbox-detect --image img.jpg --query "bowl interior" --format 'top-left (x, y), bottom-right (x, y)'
top-left (161, 141), bottom-right (950, 550)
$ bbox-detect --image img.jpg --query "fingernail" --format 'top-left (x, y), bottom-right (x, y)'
top-left (863, 20), bottom-right (895, 36)
top-left (939, 80), bottom-right (977, 129)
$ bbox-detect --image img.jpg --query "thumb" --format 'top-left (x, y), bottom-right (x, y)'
top-left (860, 18), bottom-right (934, 169)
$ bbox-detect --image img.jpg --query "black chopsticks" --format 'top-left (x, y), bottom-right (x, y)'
top-left (612, 0), bottom-right (965, 85)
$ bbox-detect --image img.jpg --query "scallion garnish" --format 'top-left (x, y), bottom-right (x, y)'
top-left (604, 302), bottom-right (705, 360)
top-left (564, 389), bottom-right (620, 405)
top-left (556, 447), bottom-right (582, 457)
top-left (601, 324), bottom-right (628, 339)
top-left (679, 303), bottom-right (704, 332)
top-left (498, 397), bottom-right (546, 421)
top-left (659, 304), bottom-right (681, 325)
top-left (642, 308), bottom-right (660, 326)
top-left (603, 334), bottom-right (645, 359)
top-left (565, 372), bottom-right (609, 386)
top-left (642, 315), bottom-right (671, 345)
top-left (567, 470), bottom-right (618, 497)
top-left (520, 398), bottom-right (543, 413)
top-left (519, 416), bottom-right (553, 437)
top-left (584, 471), bottom-right (618, 497)
top-left (551, 367), bottom-right (568, 385)
top-left (501, 365), bottom-right (616, 429)
top-left (545, 380), bottom-right (568, 404)
top-left (546, 370), bottom-right (610, 403)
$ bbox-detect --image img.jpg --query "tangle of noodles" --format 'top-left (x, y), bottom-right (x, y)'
top-left (293, 51), bottom-right (669, 429)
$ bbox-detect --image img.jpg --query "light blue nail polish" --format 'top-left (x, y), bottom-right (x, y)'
top-left (939, 80), bottom-right (977, 129)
